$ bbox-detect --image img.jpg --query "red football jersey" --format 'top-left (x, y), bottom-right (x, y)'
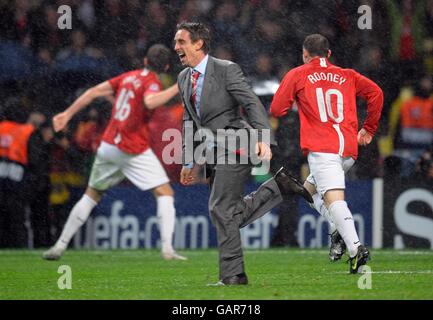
top-left (102, 68), bottom-right (162, 154)
top-left (270, 57), bottom-right (383, 159)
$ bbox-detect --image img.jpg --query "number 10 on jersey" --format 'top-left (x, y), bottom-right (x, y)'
top-left (315, 88), bottom-right (344, 123)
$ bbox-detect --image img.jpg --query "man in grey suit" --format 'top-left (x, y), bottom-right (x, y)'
top-left (174, 22), bottom-right (313, 285)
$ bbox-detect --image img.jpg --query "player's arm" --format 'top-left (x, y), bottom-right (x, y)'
top-left (270, 68), bottom-right (298, 118)
top-left (353, 71), bottom-right (384, 145)
top-left (52, 81), bottom-right (114, 132)
top-left (143, 84), bottom-right (179, 110)
top-left (178, 71), bottom-right (195, 184)
top-left (225, 63), bottom-right (273, 160)
top-left (225, 63), bottom-right (269, 131)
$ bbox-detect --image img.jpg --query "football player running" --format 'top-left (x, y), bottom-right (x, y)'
top-left (271, 34), bottom-right (383, 273)
top-left (43, 44), bottom-right (186, 261)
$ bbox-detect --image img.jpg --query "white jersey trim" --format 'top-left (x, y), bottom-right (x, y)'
top-left (320, 58), bottom-right (327, 67)
top-left (332, 124), bottom-right (345, 156)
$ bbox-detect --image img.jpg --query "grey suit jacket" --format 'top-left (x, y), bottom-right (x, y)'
top-left (177, 56), bottom-right (273, 166)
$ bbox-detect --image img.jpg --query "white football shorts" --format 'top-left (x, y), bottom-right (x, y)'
top-left (88, 141), bottom-right (170, 192)
top-left (306, 152), bottom-right (355, 197)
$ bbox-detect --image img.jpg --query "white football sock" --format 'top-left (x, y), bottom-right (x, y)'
top-left (56, 194), bottom-right (97, 250)
top-left (328, 200), bottom-right (361, 257)
top-left (311, 193), bottom-right (336, 234)
top-left (156, 195), bottom-right (176, 254)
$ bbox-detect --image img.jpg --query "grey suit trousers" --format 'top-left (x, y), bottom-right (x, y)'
top-left (208, 162), bottom-right (283, 279)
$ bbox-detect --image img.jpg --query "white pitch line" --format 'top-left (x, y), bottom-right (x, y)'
top-left (0, 249), bottom-right (432, 255)
top-left (372, 251), bottom-right (433, 256)
top-left (332, 270), bottom-right (433, 274)
top-left (245, 250), bottom-right (329, 254)
top-left (395, 251), bottom-right (433, 255)
top-left (245, 250), bottom-right (433, 255)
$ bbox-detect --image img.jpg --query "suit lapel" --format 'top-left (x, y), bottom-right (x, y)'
top-left (182, 68), bottom-right (192, 104)
top-left (199, 57), bottom-right (215, 122)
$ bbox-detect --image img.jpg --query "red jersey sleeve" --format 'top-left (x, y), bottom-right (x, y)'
top-left (143, 82), bottom-right (162, 97)
top-left (108, 73), bottom-right (125, 91)
top-left (270, 68), bottom-right (299, 117)
top-left (352, 70), bottom-right (384, 136)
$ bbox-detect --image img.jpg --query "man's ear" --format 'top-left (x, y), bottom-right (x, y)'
top-left (302, 48), bottom-right (309, 63)
top-left (327, 49), bottom-right (332, 58)
top-left (195, 39), bottom-right (204, 52)
top-left (143, 57), bottom-right (148, 67)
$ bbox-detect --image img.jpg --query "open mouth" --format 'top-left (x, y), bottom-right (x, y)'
top-left (178, 53), bottom-right (186, 60)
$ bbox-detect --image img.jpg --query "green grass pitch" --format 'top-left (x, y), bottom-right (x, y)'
top-left (0, 249), bottom-right (432, 300)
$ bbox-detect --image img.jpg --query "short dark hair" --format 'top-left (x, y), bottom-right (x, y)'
top-left (146, 44), bottom-right (171, 73)
top-left (1, 98), bottom-right (28, 123)
top-left (303, 34), bottom-right (330, 57)
top-left (176, 21), bottom-right (211, 54)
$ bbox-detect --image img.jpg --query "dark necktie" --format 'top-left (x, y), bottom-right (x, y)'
top-left (190, 70), bottom-right (201, 115)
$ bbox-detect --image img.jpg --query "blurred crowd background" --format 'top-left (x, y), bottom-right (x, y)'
top-left (0, 0), bottom-right (432, 247)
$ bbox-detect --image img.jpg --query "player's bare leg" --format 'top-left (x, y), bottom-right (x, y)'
top-left (42, 187), bottom-right (103, 260)
top-left (304, 181), bottom-right (346, 261)
top-left (152, 183), bottom-right (187, 261)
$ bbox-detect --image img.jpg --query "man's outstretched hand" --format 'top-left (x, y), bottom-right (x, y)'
top-left (180, 167), bottom-right (195, 185)
top-left (52, 112), bottom-right (71, 132)
top-left (357, 128), bottom-right (373, 146)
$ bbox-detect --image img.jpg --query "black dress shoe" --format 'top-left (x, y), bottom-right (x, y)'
top-left (208, 273), bottom-right (248, 286)
top-left (222, 273), bottom-right (248, 285)
top-left (274, 167), bottom-right (314, 203)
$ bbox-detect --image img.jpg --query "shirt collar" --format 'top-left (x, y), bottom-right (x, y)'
top-left (192, 54), bottom-right (209, 75)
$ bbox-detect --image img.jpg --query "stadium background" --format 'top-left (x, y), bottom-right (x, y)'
top-left (0, 0), bottom-right (432, 252)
